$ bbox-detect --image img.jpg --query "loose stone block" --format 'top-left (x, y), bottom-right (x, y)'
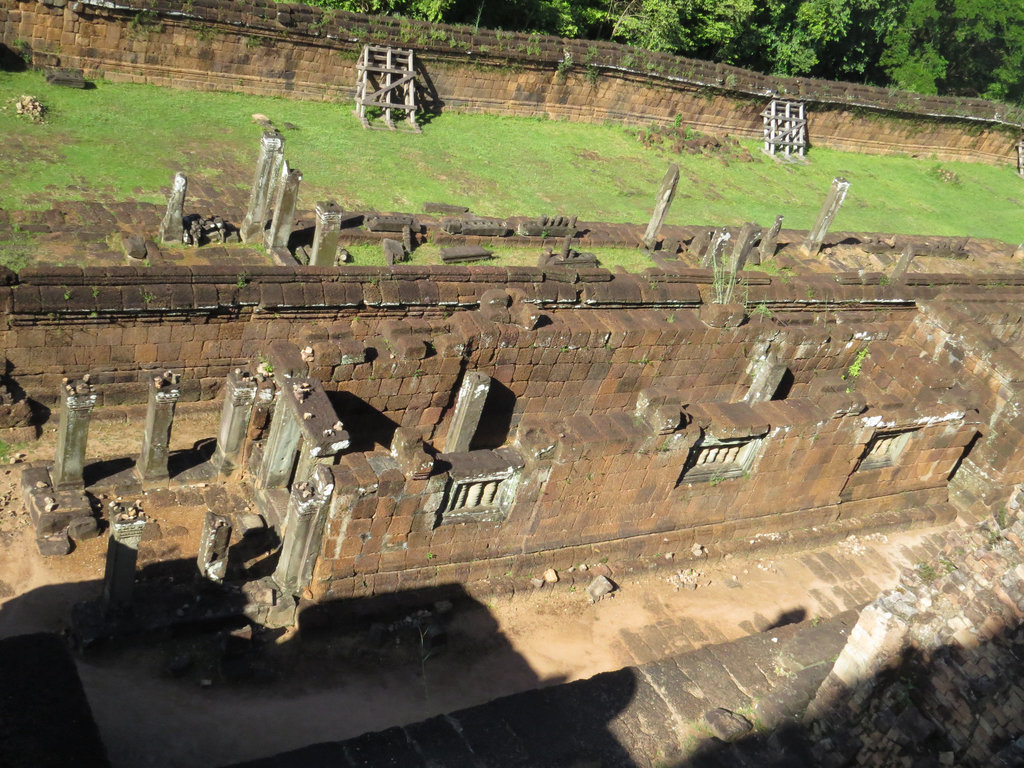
top-left (158, 172), bottom-right (187, 244)
top-left (391, 427), bottom-right (434, 480)
top-left (642, 164), bottom-right (679, 250)
top-left (365, 214), bottom-right (414, 233)
top-left (441, 245), bottom-right (493, 263)
top-left (382, 238), bottom-right (406, 265)
top-left (45, 67), bottom-right (86, 88)
top-left (441, 217), bottom-right (508, 237)
top-left (516, 215), bottom-right (578, 237)
top-left (51, 377), bottom-right (97, 490)
top-left (688, 229), bottom-right (713, 261)
top-left (121, 233), bottom-right (147, 260)
top-left (423, 202), bottom-right (470, 214)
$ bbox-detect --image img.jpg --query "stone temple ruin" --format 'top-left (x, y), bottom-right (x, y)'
top-left (6, 1), bottom-right (1024, 766)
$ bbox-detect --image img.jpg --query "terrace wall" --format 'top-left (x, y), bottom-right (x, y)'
top-left (0, 0), bottom-right (1019, 165)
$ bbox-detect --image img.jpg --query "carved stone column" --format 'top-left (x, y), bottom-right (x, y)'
top-left (265, 163), bottom-right (302, 250)
top-left (641, 163), bottom-right (680, 250)
top-left (51, 377), bottom-right (97, 489)
top-left (211, 369), bottom-right (258, 474)
top-left (273, 465), bottom-right (335, 597)
top-left (102, 510), bottom-right (147, 614)
top-left (158, 172), bottom-right (187, 244)
top-left (240, 130), bottom-right (285, 243)
top-left (136, 370), bottom-right (181, 483)
top-left (197, 511), bottom-right (232, 583)
top-left (309, 201), bottom-right (344, 267)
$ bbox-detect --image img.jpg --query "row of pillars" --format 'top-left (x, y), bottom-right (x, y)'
top-left (52, 372), bottom-right (181, 490)
top-left (87, 366), bottom-right (340, 617)
top-left (239, 130), bottom-right (302, 251)
top-left (51, 369), bottom-right (263, 493)
top-left (642, 164), bottom-right (849, 260)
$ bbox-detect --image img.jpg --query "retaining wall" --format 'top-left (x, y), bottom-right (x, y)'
top-left (0, 0), bottom-right (1020, 164)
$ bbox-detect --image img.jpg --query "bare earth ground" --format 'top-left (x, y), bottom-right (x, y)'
top-left (0, 410), bottom-right (961, 767)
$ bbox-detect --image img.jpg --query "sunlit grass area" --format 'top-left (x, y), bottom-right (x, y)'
top-left (2, 69), bottom-right (1023, 244)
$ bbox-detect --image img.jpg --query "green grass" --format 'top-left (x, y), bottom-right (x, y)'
top-left (2, 69), bottom-right (1024, 244)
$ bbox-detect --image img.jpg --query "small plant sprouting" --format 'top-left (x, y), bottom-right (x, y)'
top-left (62, 288), bottom-right (71, 301)
top-left (844, 346), bottom-right (870, 383)
top-left (141, 288), bottom-right (156, 305)
top-left (91, 286), bottom-right (100, 299)
top-left (556, 52), bottom-right (573, 83)
top-left (426, 552), bottom-right (436, 560)
top-left (916, 561), bottom-right (939, 584)
top-left (752, 302), bottom-right (773, 318)
top-left (236, 272), bottom-right (250, 288)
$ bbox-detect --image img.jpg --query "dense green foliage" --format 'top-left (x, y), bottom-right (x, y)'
top-left (315, 0), bottom-right (1024, 104)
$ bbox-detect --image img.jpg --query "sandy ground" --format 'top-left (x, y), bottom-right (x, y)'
top-left (0, 411), bottom-right (958, 767)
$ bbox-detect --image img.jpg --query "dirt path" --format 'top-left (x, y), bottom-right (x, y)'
top-left (0, 417), bottom-right (958, 767)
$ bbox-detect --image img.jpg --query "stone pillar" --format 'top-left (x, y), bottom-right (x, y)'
top-left (254, 394), bottom-right (301, 490)
top-left (265, 162), bottom-right (302, 250)
top-left (197, 511), bottom-right (232, 583)
top-left (136, 370), bottom-right (181, 484)
top-left (158, 172), bottom-right (187, 244)
top-left (642, 164), bottom-right (680, 250)
top-left (744, 353), bottom-right (789, 404)
top-left (309, 202), bottom-right (344, 267)
top-left (803, 177), bottom-right (850, 256)
top-left (211, 369), bottom-right (258, 474)
top-left (51, 377), bottom-right (97, 489)
top-left (758, 215), bottom-right (784, 264)
top-left (102, 510), bottom-right (147, 614)
top-left (445, 371), bottom-right (491, 453)
top-left (700, 229), bottom-right (732, 269)
top-left (272, 465), bottom-right (334, 597)
top-left (892, 243), bottom-right (915, 282)
top-left (240, 130), bottom-right (285, 243)
top-left (729, 222), bottom-right (760, 272)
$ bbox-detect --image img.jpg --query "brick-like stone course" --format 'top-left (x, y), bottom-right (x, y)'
top-left (0, 0), bottom-right (1019, 164)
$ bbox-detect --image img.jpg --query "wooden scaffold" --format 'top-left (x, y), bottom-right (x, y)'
top-left (355, 44), bottom-right (420, 132)
top-left (762, 99), bottom-right (807, 159)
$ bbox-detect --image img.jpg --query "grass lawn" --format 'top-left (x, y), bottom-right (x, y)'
top-left (2, 69), bottom-right (1024, 244)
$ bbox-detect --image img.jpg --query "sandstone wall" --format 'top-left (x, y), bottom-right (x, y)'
top-left (0, 0), bottom-right (1019, 164)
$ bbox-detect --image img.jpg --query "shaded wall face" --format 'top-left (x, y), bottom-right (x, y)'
top-left (0, 1), bottom-right (1014, 164)
top-left (307, 310), bottom-right (976, 603)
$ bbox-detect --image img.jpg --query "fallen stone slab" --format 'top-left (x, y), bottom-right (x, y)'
top-left (441, 245), bottom-right (494, 263)
top-left (423, 202), bottom-right (470, 214)
top-left (45, 67), bottom-right (87, 88)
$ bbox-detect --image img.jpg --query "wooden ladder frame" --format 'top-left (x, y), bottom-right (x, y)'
top-left (762, 99), bottom-right (807, 159)
top-left (355, 44), bottom-right (421, 133)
